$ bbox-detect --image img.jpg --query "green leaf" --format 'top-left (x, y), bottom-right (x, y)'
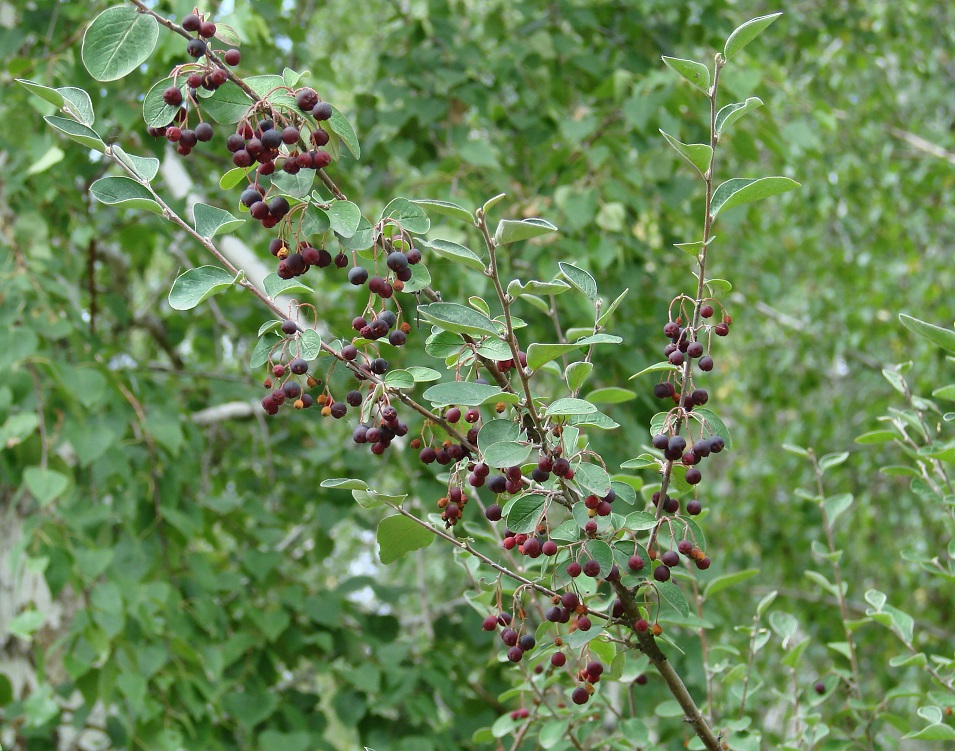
top-left (710, 177), bottom-right (800, 219)
top-left (406, 366), bottom-right (442, 382)
top-left (320, 478), bottom-right (369, 491)
top-left (586, 387), bottom-right (636, 404)
top-left (377, 515), bottom-right (434, 564)
top-left (904, 725), bottom-right (955, 741)
top-left (383, 369), bottom-right (414, 389)
top-left (327, 201), bottom-right (362, 238)
top-left (724, 13), bottom-right (783, 60)
top-left (16, 80), bottom-right (95, 126)
top-left (423, 238), bottom-right (486, 271)
top-left (81, 6), bottom-right (159, 81)
top-left (200, 81), bottom-right (254, 124)
top-left (558, 262), bottom-right (598, 301)
top-left (482, 441), bottom-right (531, 469)
top-left (263, 273), bottom-right (313, 299)
top-left (7, 610), bottom-right (45, 640)
top-left (507, 279), bottom-right (571, 298)
top-left (23, 467), bottom-right (69, 506)
top-left (703, 569), bottom-right (759, 599)
top-left (705, 278), bottom-right (733, 297)
top-left (539, 719), bottom-right (570, 749)
top-left (90, 176), bottom-right (162, 213)
top-left (819, 452), bottom-right (849, 472)
top-left (417, 302), bottom-right (501, 338)
top-left (597, 288), bottom-right (629, 327)
top-left (629, 361), bottom-right (681, 380)
top-left (478, 419), bottom-right (521, 451)
top-left (168, 266), bottom-right (237, 310)
top-left (423, 381), bottom-right (504, 408)
top-left (932, 385), bottom-right (955, 402)
top-left (27, 145), bottom-right (64, 176)
top-left (505, 494), bottom-right (547, 534)
top-left (565, 361), bottom-right (593, 391)
top-left (574, 462), bottom-right (612, 496)
top-left (381, 197), bottom-right (430, 234)
top-left (661, 56), bottom-right (710, 93)
top-left (298, 329), bottom-right (322, 360)
top-left (823, 493), bottom-right (853, 526)
top-left (142, 76), bottom-right (185, 127)
top-left (546, 398), bottom-right (597, 417)
top-left (656, 580), bottom-right (689, 618)
top-left (899, 314), bottom-right (955, 354)
top-left (412, 199), bottom-right (474, 224)
top-left (691, 408), bottom-right (733, 450)
top-left (219, 166), bottom-right (254, 190)
top-left (715, 97), bottom-right (764, 138)
top-left (110, 145), bottom-right (159, 182)
top-left (194, 203), bottom-right (245, 238)
top-left (482, 193), bottom-right (507, 215)
top-left (855, 430), bottom-right (896, 445)
top-left (327, 104), bottom-right (360, 159)
top-left (271, 169), bottom-right (314, 200)
top-left (526, 343), bottom-right (581, 370)
top-left (659, 131), bottom-right (712, 175)
top-left (494, 218), bottom-right (558, 245)
top-left (43, 115), bottom-right (105, 152)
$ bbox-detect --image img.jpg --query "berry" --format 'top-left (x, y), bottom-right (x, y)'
top-left (635, 618), bottom-right (649, 632)
top-left (224, 48), bottom-right (241, 66)
top-left (687, 341), bottom-right (704, 358)
top-left (700, 304), bottom-right (714, 318)
top-left (571, 687), bottom-right (589, 705)
top-left (388, 330), bottom-right (406, 346)
top-left (289, 358), bottom-right (308, 375)
top-left (699, 355), bottom-right (714, 372)
top-left (186, 38), bottom-right (207, 58)
top-left (715, 322), bottom-right (730, 336)
top-left (566, 562), bottom-right (582, 578)
top-left (636, 674), bottom-right (648, 685)
top-left (553, 457), bottom-right (571, 477)
top-left (685, 468), bottom-right (702, 485)
top-left (419, 447), bottom-right (436, 464)
top-left (586, 661), bottom-right (604, 677)
top-left (583, 559), bottom-right (600, 578)
top-left (182, 13), bottom-right (202, 31)
top-left (163, 86), bottom-right (183, 106)
top-left (668, 350), bottom-right (685, 366)
top-left (195, 122), bottom-right (214, 142)
top-left (653, 382), bottom-right (675, 399)
top-left (696, 556), bottom-right (711, 570)
top-left (445, 406), bottom-right (462, 423)
top-left (296, 88), bottom-right (319, 112)
top-left (232, 150), bottom-right (252, 167)
top-left (518, 634), bottom-right (535, 651)
top-left (561, 592), bottom-right (579, 610)
top-left (814, 681), bottom-right (826, 695)
top-left (387, 251), bottom-right (409, 271)
top-left (341, 345), bottom-right (358, 361)
top-left (551, 652), bottom-right (566, 667)
top-left (198, 21), bottom-right (216, 38)
top-left (708, 436), bottom-right (725, 453)
top-left (226, 133), bottom-right (245, 152)
top-left (663, 321), bottom-right (680, 338)
top-left (661, 550), bottom-right (679, 567)
top-left (542, 540), bottom-right (558, 556)
top-left (668, 435), bottom-right (687, 454)
top-left (686, 500), bottom-right (702, 515)
top-left (652, 434), bottom-right (669, 450)
top-left (521, 538), bottom-right (540, 557)
top-left (653, 565), bottom-right (671, 582)
top-left (506, 646), bottom-right (524, 662)
top-left (576, 615), bottom-right (592, 631)
top-left (482, 615), bottom-right (498, 631)
top-left (312, 101), bottom-right (333, 121)
top-left (628, 555), bottom-right (644, 571)
top-left (281, 319), bottom-right (297, 335)
top-left (501, 628), bottom-right (518, 647)
top-left (311, 128), bottom-right (330, 147)
top-left (261, 128), bottom-right (283, 150)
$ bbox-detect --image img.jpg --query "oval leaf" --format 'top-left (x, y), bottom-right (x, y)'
top-left (423, 381), bottom-right (504, 408)
top-left (90, 176), bottom-right (162, 213)
top-left (377, 515), bottom-right (434, 565)
top-left (691, 407), bottom-right (733, 450)
top-left (482, 441), bottom-right (531, 469)
top-left (505, 494), bottom-right (546, 534)
top-left (143, 76), bottom-right (185, 127)
top-left (715, 97), bottom-right (764, 137)
top-left (659, 130), bottom-right (712, 175)
top-left (585, 387), bottom-right (636, 404)
top-left (417, 302), bottom-right (501, 338)
top-left (44, 115), bottom-right (105, 153)
top-left (200, 81), bottom-right (254, 124)
top-left (412, 199), bottom-right (474, 224)
top-left (168, 266), bottom-right (236, 311)
top-left (327, 200), bottom-right (362, 238)
top-left (423, 238), bottom-right (486, 271)
top-left (710, 176), bottom-right (800, 219)
top-left (381, 197), bottom-right (430, 234)
top-left (23, 467), bottom-right (70, 506)
top-left (494, 218), bottom-right (558, 245)
top-left (327, 104), bottom-right (360, 159)
top-left (724, 13), bottom-right (783, 60)
top-left (546, 398), bottom-right (597, 417)
top-left (194, 203), bottom-right (245, 238)
top-left (899, 314), bottom-right (955, 354)
top-left (629, 361), bottom-right (680, 380)
top-left (557, 262), bottom-right (598, 301)
top-left (82, 6), bottom-right (159, 82)
top-left (661, 56), bottom-right (710, 93)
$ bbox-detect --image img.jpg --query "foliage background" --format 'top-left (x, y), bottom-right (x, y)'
top-left (0, 0), bottom-right (952, 749)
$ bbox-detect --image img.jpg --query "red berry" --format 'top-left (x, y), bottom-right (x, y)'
top-left (224, 48), bottom-right (240, 66)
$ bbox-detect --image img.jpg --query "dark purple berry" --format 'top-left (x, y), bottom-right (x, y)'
top-left (186, 38), bottom-right (207, 58)
top-left (653, 565), bottom-right (671, 582)
top-left (224, 48), bottom-right (241, 66)
top-left (661, 550), bottom-right (679, 567)
top-left (686, 500), bottom-right (702, 515)
top-left (312, 101), bottom-right (333, 120)
top-left (182, 13), bottom-right (201, 32)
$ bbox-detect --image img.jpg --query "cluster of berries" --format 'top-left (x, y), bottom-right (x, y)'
top-left (347, 247), bottom-right (422, 295)
top-left (435, 487), bottom-right (470, 527)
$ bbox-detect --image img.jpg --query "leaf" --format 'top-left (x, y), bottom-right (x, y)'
top-left (403, 264), bottom-right (432, 293)
top-left (23, 467), bottom-right (69, 506)
top-left (43, 115), bottom-right (105, 152)
top-left (381, 197), bottom-right (430, 234)
top-left (194, 203), bottom-right (245, 238)
top-left (526, 343), bottom-right (582, 370)
top-left (586, 387), bottom-right (636, 404)
top-left (90, 176), bottom-right (162, 213)
top-left (823, 493), bottom-right (854, 526)
top-left (7, 610), bottom-right (45, 640)
top-left (703, 569), bottom-right (759, 599)
top-left (691, 407), bottom-right (733, 450)
top-left (482, 441), bottom-right (531, 469)
top-left (327, 201), bottom-right (362, 238)
top-left (659, 131), bottom-right (712, 175)
top-left (597, 287), bottom-right (629, 327)
top-left (629, 361), bottom-right (680, 380)
top-left (661, 56), bottom-right (710, 93)
top-left (27, 145), bottom-right (64, 176)
top-left (574, 462), bottom-right (612, 496)
top-left (213, 23), bottom-right (242, 48)
top-left (327, 104), bottom-right (360, 159)
top-left (899, 314), bottom-right (955, 354)
top-left (507, 279), bottom-right (571, 298)
top-left (932, 385), bottom-right (955, 401)
top-left (271, 169), bottom-right (314, 200)
top-left (494, 218), bottom-right (558, 245)
top-left (818, 452), bottom-right (850, 472)
top-left (142, 76), bottom-right (185, 127)
top-left (715, 97), bottom-right (764, 138)
top-left (423, 381), bottom-right (504, 408)
top-left (16, 80), bottom-right (95, 126)
top-left (406, 366), bottom-right (442, 382)
top-left (417, 302), bottom-right (501, 338)
top-left (656, 580), bottom-right (690, 618)
top-left (423, 238), bottom-right (485, 271)
top-left (546, 398), bottom-right (597, 417)
top-left (200, 81), bottom-right (254, 124)
top-left (168, 266), bottom-right (237, 310)
top-left (855, 430), bottom-right (896, 445)
top-left (82, 6), bottom-right (159, 81)
top-left (558, 262), bottom-right (598, 301)
top-left (565, 361), bottom-right (593, 391)
top-left (320, 478), bottom-right (368, 491)
top-left (412, 199), bottom-right (474, 224)
top-left (219, 166), bottom-right (254, 190)
top-left (724, 13), bottom-right (783, 60)
top-left (383, 369), bottom-right (414, 389)
top-left (110, 145), bottom-right (159, 181)
top-left (263, 273), bottom-right (313, 299)
top-left (505, 494), bottom-right (547, 534)
top-left (482, 193), bottom-right (507, 215)
top-left (904, 725), bottom-right (955, 741)
top-left (705, 278), bottom-right (732, 297)
top-left (710, 177), bottom-right (800, 218)
top-left (298, 329), bottom-right (322, 360)
top-left (377, 515), bottom-right (434, 564)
